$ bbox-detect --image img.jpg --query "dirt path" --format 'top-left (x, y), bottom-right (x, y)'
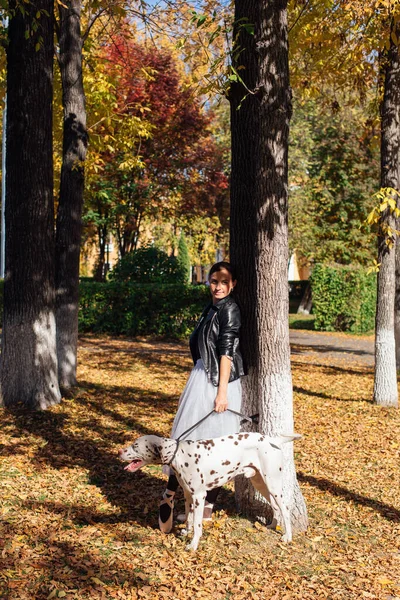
top-left (80, 329), bottom-right (375, 369)
top-left (290, 329), bottom-right (374, 368)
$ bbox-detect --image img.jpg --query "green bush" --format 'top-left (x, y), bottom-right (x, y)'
top-left (110, 246), bottom-right (187, 284)
top-left (310, 264), bottom-right (376, 333)
top-left (0, 279), bottom-right (210, 338)
top-left (79, 281), bottom-right (210, 337)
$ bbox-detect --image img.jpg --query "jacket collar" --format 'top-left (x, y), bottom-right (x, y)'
top-left (200, 296), bottom-right (233, 328)
top-left (212, 295), bottom-right (233, 310)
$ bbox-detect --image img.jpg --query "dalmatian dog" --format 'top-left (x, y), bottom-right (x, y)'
top-left (119, 432), bottom-right (301, 551)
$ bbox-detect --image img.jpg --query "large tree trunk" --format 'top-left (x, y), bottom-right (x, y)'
top-left (374, 20), bottom-right (399, 408)
top-left (230, 0), bottom-right (308, 533)
top-left (55, 0), bottom-right (88, 389)
top-left (394, 231), bottom-right (400, 368)
top-left (0, 0), bottom-right (61, 410)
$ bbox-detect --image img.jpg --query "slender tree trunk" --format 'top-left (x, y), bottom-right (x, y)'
top-left (115, 221), bottom-right (127, 258)
top-left (374, 20), bottom-right (399, 407)
top-left (0, 0), bottom-right (61, 410)
top-left (55, 0), bottom-right (88, 389)
top-left (93, 226), bottom-right (107, 281)
top-left (230, 0), bottom-right (308, 533)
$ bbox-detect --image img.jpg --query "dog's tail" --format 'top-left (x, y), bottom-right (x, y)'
top-left (277, 433), bottom-right (302, 445)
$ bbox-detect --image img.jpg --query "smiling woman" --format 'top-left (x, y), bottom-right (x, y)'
top-left (158, 261), bottom-right (246, 532)
top-left (209, 267), bottom-right (237, 303)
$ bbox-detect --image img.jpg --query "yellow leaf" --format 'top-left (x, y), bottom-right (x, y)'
top-left (47, 591), bottom-right (57, 600)
top-left (378, 577), bottom-right (394, 586)
top-left (90, 577), bottom-right (104, 586)
top-left (159, 560), bottom-right (169, 568)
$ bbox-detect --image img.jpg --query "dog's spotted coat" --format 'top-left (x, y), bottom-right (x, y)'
top-left (119, 432), bottom-right (301, 551)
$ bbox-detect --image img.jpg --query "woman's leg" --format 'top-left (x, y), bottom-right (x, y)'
top-left (165, 474), bottom-right (179, 493)
top-left (205, 487), bottom-right (220, 504)
top-left (159, 474), bottom-right (179, 533)
top-left (204, 486), bottom-right (221, 519)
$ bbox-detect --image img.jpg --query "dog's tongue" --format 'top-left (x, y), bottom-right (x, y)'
top-left (124, 459), bottom-right (144, 472)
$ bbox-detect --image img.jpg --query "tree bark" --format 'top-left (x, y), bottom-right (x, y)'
top-left (0, 0), bottom-right (61, 410)
top-left (374, 20), bottom-right (399, 408)
top-left (93, 223), bottom-right (108, 281)
top-left (55, 0), bottom-right (88, 389)
top-left (230, 0), bottom-right (308, 533)
top-left (394, 230), bottom-right (400, 368)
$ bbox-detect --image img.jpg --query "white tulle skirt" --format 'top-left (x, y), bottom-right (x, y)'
top-left (164, 359), bottom-right (242, 476)
top-left (170, 359), bottom-right (242, 442)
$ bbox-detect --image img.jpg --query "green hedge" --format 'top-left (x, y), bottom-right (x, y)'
top-left (1, 270), bottom-right (376, 336)
top-left (310, 264), bottom-right (376, 333)
top-left (79, 282), bottom-right (210, 337)
top-left (0, 280), bottom-right (210, 337)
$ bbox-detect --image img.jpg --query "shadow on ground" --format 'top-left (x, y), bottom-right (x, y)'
top-left (298, 472), bottom-right (400, 523)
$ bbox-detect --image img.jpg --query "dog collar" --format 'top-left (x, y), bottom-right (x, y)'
top-left (167, 440), bottom-right (179, 466)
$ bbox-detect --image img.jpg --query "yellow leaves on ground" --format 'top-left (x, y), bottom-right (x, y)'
top-left (0, 333), bottom-right (399, 599)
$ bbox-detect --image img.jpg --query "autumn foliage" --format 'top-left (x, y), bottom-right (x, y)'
top-left (84, 31), bottom-right (229, 269)
top-left (0, 334), bottom-right (399, 599)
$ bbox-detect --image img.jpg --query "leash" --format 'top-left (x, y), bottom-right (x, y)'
top-left (167, 409), bottom-right (259, 465)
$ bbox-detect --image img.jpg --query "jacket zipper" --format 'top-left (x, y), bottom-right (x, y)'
top-left (204, 312), bottom-right (217, 382)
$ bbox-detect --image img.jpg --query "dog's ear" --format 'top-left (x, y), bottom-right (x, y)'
top-left (152, 443), bottom-right (163, 461)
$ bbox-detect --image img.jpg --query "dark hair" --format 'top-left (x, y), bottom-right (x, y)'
top-left (208, 261), bottom-right (237, 281)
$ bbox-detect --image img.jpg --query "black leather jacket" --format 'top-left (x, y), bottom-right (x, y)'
top-left (189, 295), bottom-right (245, 387)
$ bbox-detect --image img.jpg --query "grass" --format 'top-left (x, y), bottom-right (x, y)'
top-left (0, 334), bottom-right (399, 600)
top-left (289, 314), bottom-right (315, 330)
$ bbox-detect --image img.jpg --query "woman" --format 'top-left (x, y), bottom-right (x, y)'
top-left (159, 261), bottom-right (245, 533)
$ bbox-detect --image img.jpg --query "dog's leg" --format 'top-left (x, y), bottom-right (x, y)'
top-left (186, 492), bottom-right (206, 552)
top-left (259, 466), bottom-right (292, 543)
top-left (250, 471), bottom-right (278, 529)
top-left (250, 468), bottom-right (292, 541)
top-left (250, 470), bottom-right (270, 500)
top-left (183, 489), bottom-right (193, 532)
top-left (267, 485), bottom-right (292, 543)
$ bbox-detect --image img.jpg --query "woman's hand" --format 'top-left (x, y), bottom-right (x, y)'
top-left (215, 355), bottom-right (231, 412)
top-left (214, 391), bottom-right (228, 412)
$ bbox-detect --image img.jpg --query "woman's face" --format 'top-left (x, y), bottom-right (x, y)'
top-left (209, 268), bottom-right (236, 304)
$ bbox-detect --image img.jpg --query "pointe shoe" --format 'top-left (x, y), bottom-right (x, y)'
top-left (158, 494), bottom-right (174, 533)
top-left (202, 501), bottom-right (214, 522)
top-left (177, 501), bottom-right (214, 524)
